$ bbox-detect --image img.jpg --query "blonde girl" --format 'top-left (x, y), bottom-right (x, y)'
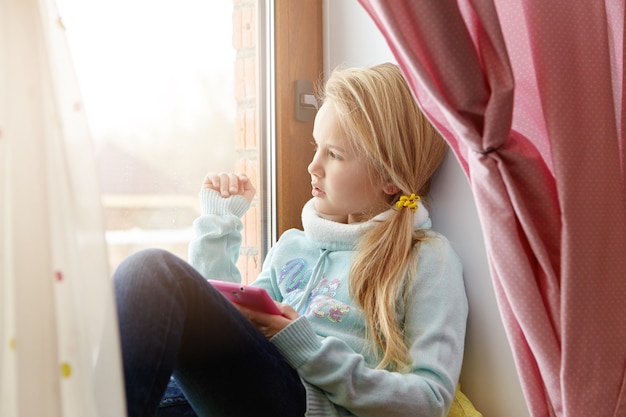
top-left (113, 63), bottom-right (468, 417)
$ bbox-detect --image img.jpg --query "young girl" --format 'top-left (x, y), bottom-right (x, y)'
top-left (113, 63), bottom-right (468, 417)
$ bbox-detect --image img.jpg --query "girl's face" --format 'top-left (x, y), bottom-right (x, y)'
top-left (308, 102), bottom-right (394, 224)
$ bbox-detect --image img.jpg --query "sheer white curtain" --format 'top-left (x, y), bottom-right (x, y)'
top-left (0, 0), bottom-right (126, 416)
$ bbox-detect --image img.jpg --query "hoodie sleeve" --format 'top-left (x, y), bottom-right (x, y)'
top-left (269, 234), bottom-right (468, 417)
top-left (187, 188), bottom-right (250, 283)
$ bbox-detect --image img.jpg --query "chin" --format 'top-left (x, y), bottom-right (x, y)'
top-left (313, 200), bottom-right (347, 223)
top-left (312, 199), bottom-right (329, 216)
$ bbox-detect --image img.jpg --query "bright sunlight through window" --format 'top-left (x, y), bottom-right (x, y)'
top-left (56, 0), bottom-right (239, 273)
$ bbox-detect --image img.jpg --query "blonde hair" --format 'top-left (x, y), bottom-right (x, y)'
top-left (321, 63), bottom-right (448, 372)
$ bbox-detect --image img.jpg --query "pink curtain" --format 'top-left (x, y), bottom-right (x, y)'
top-left (358, 1), bottom-right (626, 416)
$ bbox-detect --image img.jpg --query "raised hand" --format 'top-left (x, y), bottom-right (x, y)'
top-left (201, 172), bottom-right (256, 204)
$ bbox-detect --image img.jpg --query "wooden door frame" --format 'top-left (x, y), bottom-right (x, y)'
top-left (274, 0), bottom-right (323, 236)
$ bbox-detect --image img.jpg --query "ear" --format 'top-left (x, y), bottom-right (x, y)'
top-left (382, 183), bottom-right (400, 195)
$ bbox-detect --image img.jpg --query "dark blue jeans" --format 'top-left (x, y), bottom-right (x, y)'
top-left (113, 248), bottom-right (307, 417)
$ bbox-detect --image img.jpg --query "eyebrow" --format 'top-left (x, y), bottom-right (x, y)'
top-left (315, 140), bottom-right (349, 154)
top-left (311, 133), bottom-right (347, 150)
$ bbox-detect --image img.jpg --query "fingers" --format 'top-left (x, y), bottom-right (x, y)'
top-left (234, 303), bottom-right (295, 339)
top-left (222, 172), bottom-right (239, 196)
top-left (202, 172), bottom-right (252, 198)
top-left (276, 303), bottom-right (299, 320)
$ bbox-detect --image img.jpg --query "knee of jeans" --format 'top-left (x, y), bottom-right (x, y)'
top-left (113, 248), bottom-right (181, 285)
top-left (133, 248), bottom-right (178, 264)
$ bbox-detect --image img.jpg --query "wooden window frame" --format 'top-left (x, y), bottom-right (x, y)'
top-left (274, 0), bottom-right (323, 236)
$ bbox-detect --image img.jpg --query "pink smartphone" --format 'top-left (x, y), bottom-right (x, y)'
top-left (208, 280), bottom-right (284, 316)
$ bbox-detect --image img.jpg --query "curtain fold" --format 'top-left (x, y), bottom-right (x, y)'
top-left (0, 0), bottom-right (126, 416)
top-left (358, 1), bottom-right (626, 416)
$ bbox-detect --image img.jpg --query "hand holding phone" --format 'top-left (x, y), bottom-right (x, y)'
top-left (208, 280), bottom-right (284, 316)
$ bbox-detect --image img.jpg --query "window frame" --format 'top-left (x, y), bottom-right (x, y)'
top-left (272, 0), bottom-right (323, 239)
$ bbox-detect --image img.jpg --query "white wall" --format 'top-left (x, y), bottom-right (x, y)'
top-left (322, 2), bottom-right (530, 416)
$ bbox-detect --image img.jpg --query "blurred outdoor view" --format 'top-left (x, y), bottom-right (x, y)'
top-left (57, 0), bottom-right (238, 272)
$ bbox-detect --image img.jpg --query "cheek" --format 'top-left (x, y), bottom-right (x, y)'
top-left (339, 175), bottom-right (375, 199)
top-left (349, 174), bottom-right (389, 205)
top-left (327, 162), bottom-right (377, 197)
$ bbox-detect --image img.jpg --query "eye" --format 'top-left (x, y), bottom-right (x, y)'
top-left (310, 141), bottom-right (342, 160)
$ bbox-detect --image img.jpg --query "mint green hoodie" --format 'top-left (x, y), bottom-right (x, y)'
top-left (189, 189), bottom-right (468, 417)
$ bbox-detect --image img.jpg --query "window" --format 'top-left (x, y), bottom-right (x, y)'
top-left (57, 0), bottom-right (322, 283)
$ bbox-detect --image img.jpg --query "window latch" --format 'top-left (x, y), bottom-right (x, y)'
top-left (294, 79), bottom-right (318, 122)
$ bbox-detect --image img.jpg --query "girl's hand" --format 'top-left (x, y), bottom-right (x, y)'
top-left (202, 172), bottom-right (256, 204)
top-left (235, 302), bottom-right (300, 339)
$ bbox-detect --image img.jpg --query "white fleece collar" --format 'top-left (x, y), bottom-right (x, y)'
top-left (301, 198), bottom-right (430, 245)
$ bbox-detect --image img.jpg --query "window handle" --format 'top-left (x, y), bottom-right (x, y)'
top-left (294, 80), bottom-right (318, 122)
top-left (300, 93), bottom-right (318, 109)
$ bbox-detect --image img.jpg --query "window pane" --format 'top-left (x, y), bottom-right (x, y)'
top-left (57, 0), bottom-right (264, 281)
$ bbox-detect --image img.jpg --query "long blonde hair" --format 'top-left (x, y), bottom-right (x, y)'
top-left (321, 63), bottom-right (448, 372)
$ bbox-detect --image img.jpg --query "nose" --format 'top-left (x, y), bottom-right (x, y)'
top-left (308, 151), bottom-right (321, 177)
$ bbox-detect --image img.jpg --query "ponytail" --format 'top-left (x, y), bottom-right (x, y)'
top-left (350, 207), bottom-right (423, 371)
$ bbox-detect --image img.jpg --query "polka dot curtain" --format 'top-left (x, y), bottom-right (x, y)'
top-left (0, 0), bottom-right (126, 416)
top-left (358, 1), bottom-right (626, 416)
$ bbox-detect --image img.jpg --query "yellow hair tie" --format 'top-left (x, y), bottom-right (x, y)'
top-left (395, 193), bottom-right (420, 213)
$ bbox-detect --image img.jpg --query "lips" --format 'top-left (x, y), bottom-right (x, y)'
top-left (311, 184), bottom-right (325, 197)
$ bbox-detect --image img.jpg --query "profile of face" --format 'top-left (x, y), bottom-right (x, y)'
top-left (308, 101), bottom-right (395, 224)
